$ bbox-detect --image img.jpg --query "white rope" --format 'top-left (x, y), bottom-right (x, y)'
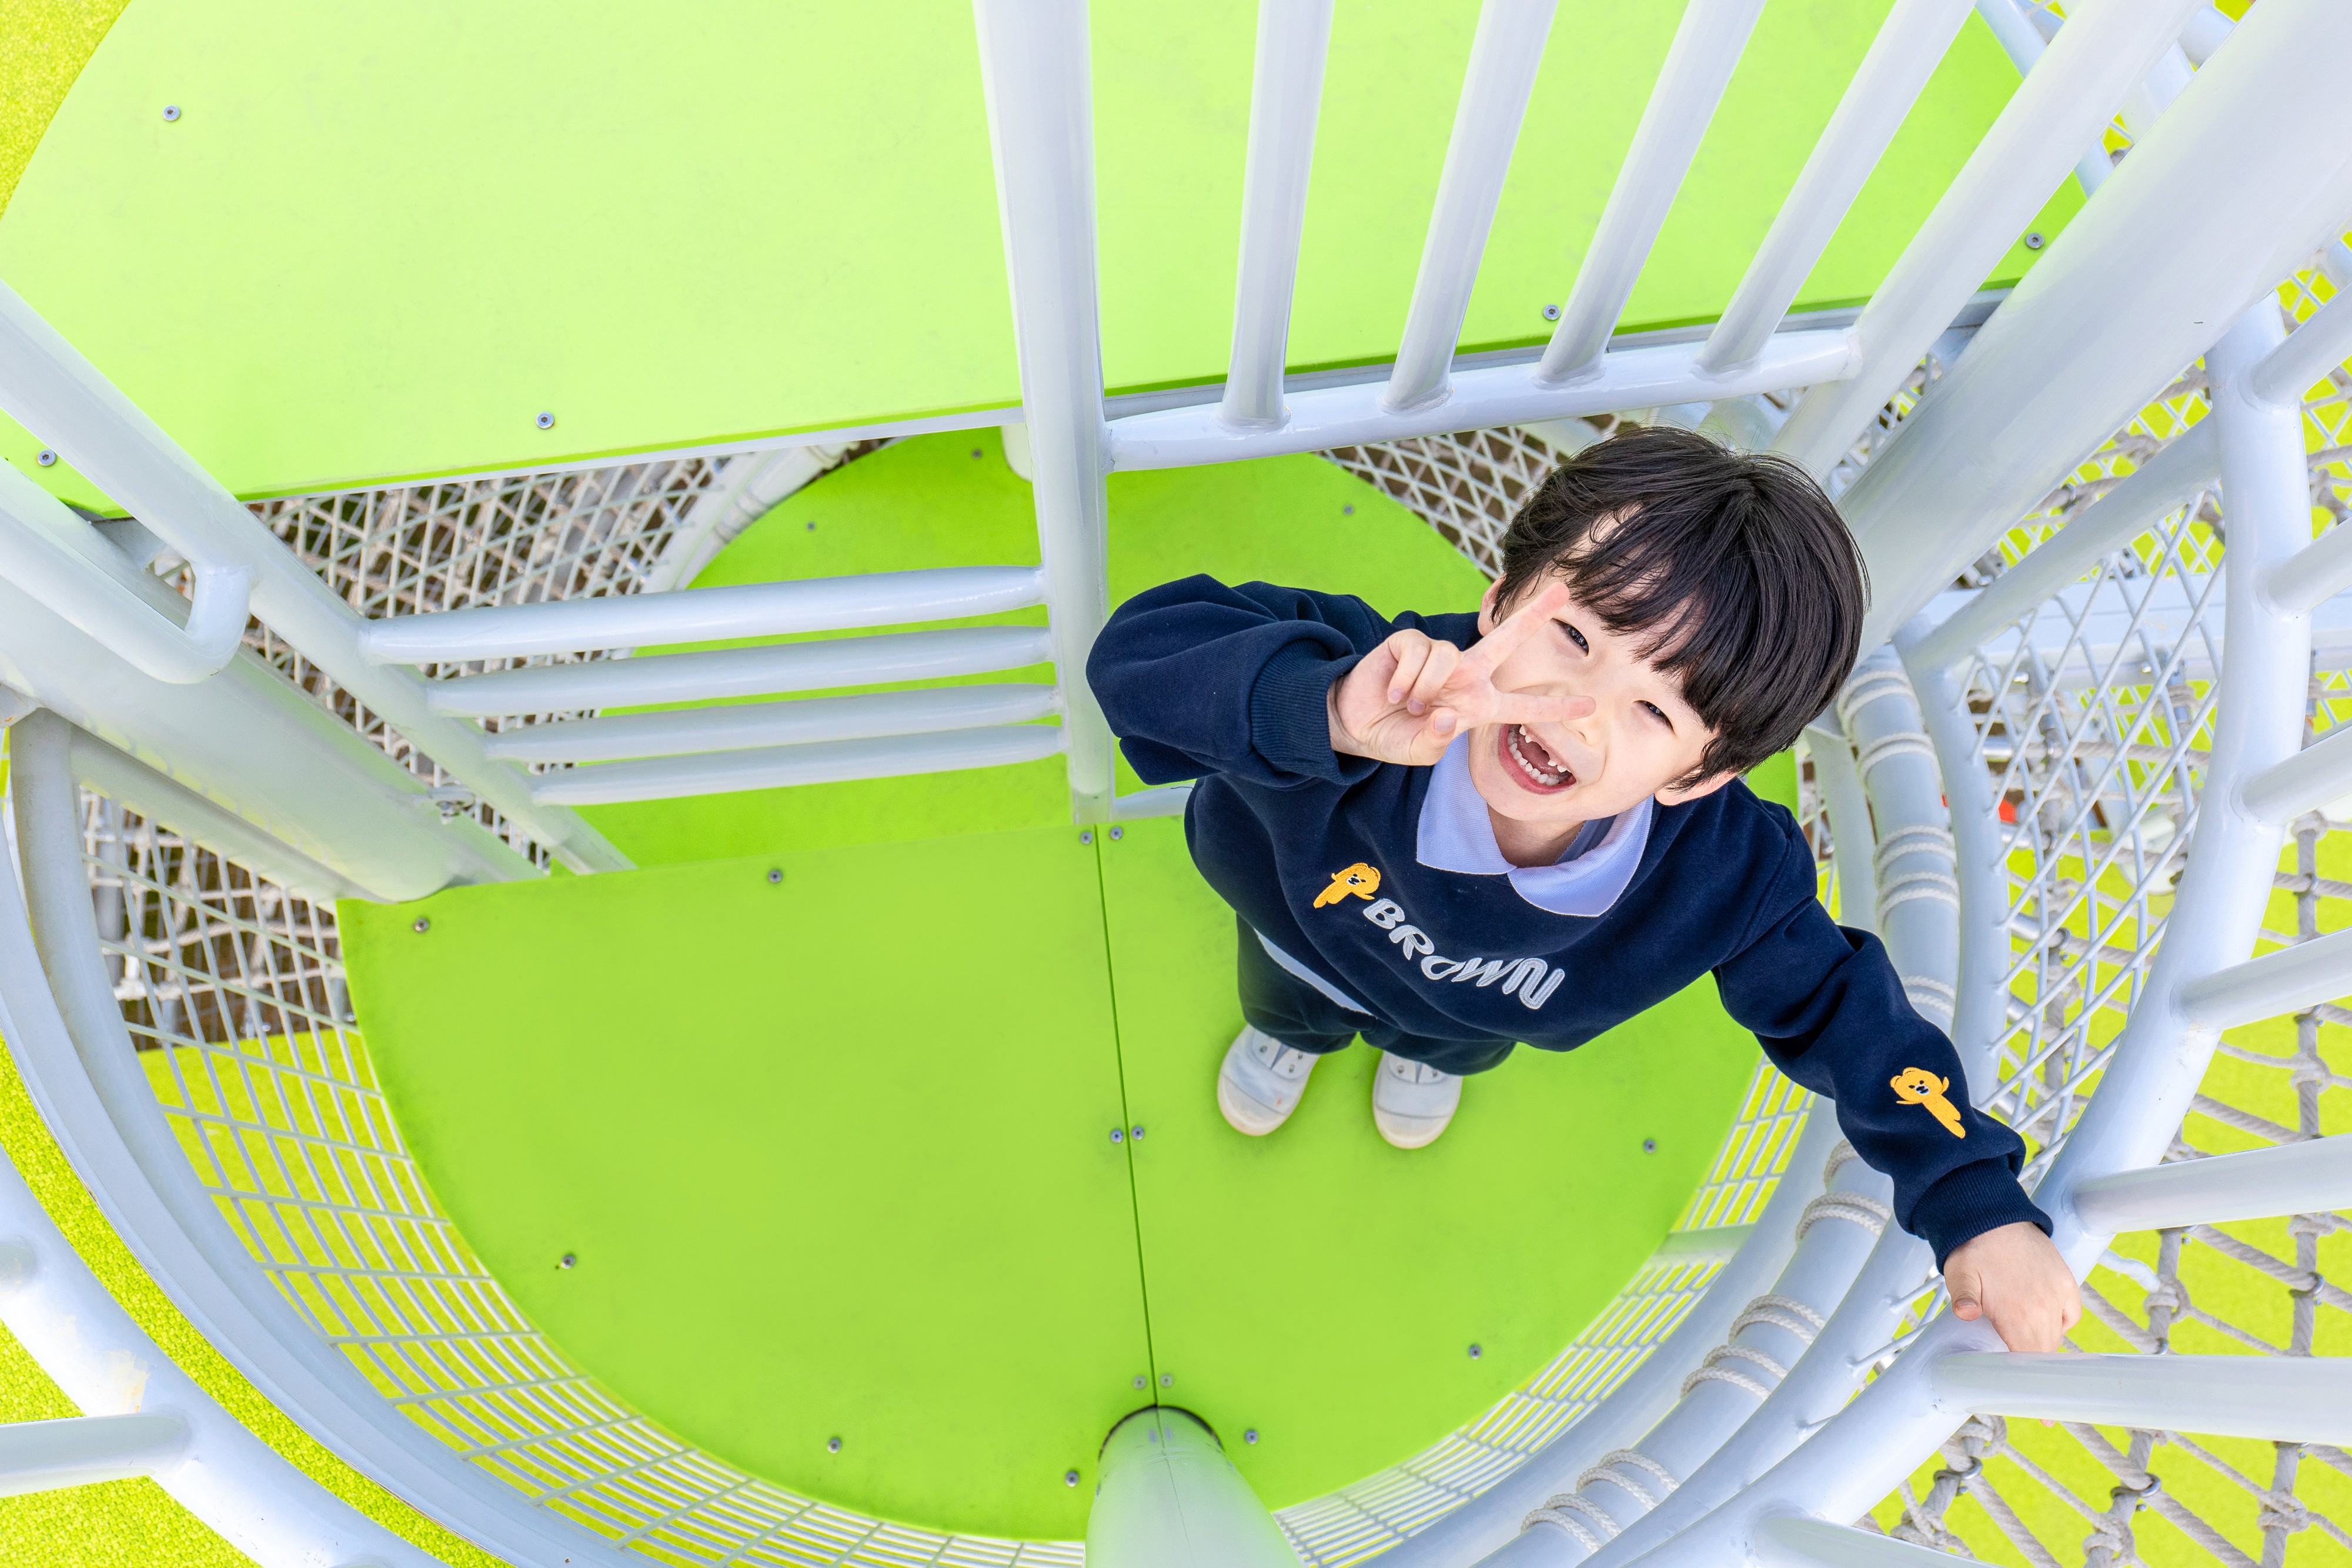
top-left (1679, 1340), bottom-right (1789, 1399)
top-left (1730, 1293), bottom-right (1828, 1345)
top-left (1873, 824), bottom-right (1955, 871)
top-left (1823, 1138), bottom-right (1860, 1183)
top-left (1838, 667), bottom-right (1916, 724)
top-left (1796, 1189), bottom-right (1893, 1241)
top-left (1525, 1492), bottom-right (1616, 1545)
top-left (1854, 730), bottom-right (1939, 780)
top-left (1573, 1449), bottom-right (1681, 1509)
top-left (1878, 868), bottom-right (1962, 914)
top-left (1902, 974), bottom-right (1958, 1024)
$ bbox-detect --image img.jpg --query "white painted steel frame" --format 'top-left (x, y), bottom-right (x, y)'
top-left (974, 0), bottom-right (1120, 823)
top-left (0, 286), bottom-right (632, 875)
top-left (358, 564), bottom-right (1047, 665)
top-left (0, 1414), bottom-right (187, 1497)
top-left (2, 712), bottom-right (653, 1568)
top-left (1221, 0), bottom-right (1336, 431)
top-left (1579, 163), bottom-right (2344, 1568)
top-left (3, 0), bottom-right (2344, 1564)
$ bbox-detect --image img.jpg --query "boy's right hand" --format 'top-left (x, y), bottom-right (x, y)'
top-left (1327, 583), bottom-right (1595, 764)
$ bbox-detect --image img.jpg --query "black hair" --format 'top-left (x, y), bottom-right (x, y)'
top-left (1494, 424), bottom-right (1866, 786)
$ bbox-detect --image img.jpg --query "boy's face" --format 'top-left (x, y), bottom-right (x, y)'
top-left (1468, 567), bottom-right (1738, 834)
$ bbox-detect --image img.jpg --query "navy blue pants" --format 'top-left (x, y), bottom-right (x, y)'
top-left (1236, 917), bottom-right (1518, 1075)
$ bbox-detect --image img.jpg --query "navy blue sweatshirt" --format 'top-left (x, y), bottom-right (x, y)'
top-left (1087, 575), bottom-right (2048, 1266)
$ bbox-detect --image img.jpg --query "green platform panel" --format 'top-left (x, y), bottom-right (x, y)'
top-left (340, 828), bottom-right (1153, 1539)
top-left (0, 1), bottom-right (2074, 503)
top-left (335, 437), bottom-right (1794, 1535)
top-left (1095, 816), bottom-right (1756, 1509)
top-left (577, 428), bottom-right (1497, 864)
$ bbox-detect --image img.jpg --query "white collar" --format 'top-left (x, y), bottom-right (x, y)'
top-left (1414, 732), bottom-right (1653, 917)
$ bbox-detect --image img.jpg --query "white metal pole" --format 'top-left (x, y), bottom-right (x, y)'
top-left (1932, 1352), bottom-right (2352, 1443)
top-left (1221, 0), bottom-right (1337, 430)
top-left (1970, 0), bottom-right (2118, 198)
top-left (1698, 0), bottom-right (1973, 375)
top-left (0, 1413), bottom-right (187, 1496)
top-left (1087, 1407), bottom-right (1301, 1567)
top-left (1823, 0), bottom-right (2352, 651)
top-left (1536, 0), bottom-right (1768, 384)
top-left (1381, 0), bottom-right (1560, 414)
top-left (2070, 1134), bottom-right (2352, 1232)
top-left (973, 0), bottom-right (1118, 823)
top-left (1773, 0), bottom-right (2207, 493)
top-left (0, 577), bottom-right (532, 901)
top-left (0, 282), bottom-right (630, 873)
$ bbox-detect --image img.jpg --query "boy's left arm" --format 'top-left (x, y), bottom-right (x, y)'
top-left (1713, 841), bottom-right (2080, 1352)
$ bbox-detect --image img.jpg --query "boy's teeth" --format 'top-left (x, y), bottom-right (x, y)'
top-left (1508, 724), bottom-right (1569, 787)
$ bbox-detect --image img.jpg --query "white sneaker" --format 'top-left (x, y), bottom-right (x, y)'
top-left (1217, 1027), bottom-right (1321, 1135)
top-left (1372, 1052), bottom-right (1461, 1149)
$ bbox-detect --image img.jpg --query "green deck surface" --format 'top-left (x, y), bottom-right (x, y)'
top-left (0, 1), bottom-right (2074, 503)
top-left (340, 440), bottom-right (1766, 1537)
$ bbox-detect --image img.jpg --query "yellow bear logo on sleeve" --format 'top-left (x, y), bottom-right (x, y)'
top-left (1890, 1067), bottom-right (1966, 1138)
top-left (1314, 862), bottom-right (1381, 908)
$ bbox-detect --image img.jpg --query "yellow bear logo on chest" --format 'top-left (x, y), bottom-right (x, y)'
top-left (1891, 1067), bottom-right (1966, 1138)
top-left (1315, 862), bottom-right (1381, 908)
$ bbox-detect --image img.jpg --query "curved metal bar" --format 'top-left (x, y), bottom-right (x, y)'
top-left (0, 776), bottom-right (446, 1566)
top-left (0, 453), bottom-right (249, 685)
top-left (3, 711), bottom-right (650, 1568)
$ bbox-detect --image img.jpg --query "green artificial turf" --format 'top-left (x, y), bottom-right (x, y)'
top-left (0, 1), bottom-right (2073, 503)
top-left (339, 438), bottom-right (1768, 1536)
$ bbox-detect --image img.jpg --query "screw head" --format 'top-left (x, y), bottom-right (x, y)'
top-left (1108, 825), bottom-right (1123, 840)
top-left (827, 1436), bottom-right (843, 1454)
top-left (1642, 1138), bottom-right (1657, 1153)
top-left (1065, 1468), bottom-right (1080, 1486)
top-left (162, 105), bottom-right (182, 122)
top-left (1468, 1343), bottom-right (1483, 1360)
top-left (412, 917), bottom-right (430, 934)
top-left (1079, 830), bottom-right (1093, 845)
top-left (536, 410), bottom-right (556, 429)
top-left (1342, 504), bottom-right (1354, 515)
top-left (1132, 1374), bottom-right (1147, 1389)
top-left (2024, 231), bottom-right (2046, 250)
top-left (805, 520), bottom-right (816, 530)
top-left (559, 1252), bottom-right (576, 1269)
top-left (972, 448), bottom-right (985, 459)
top-left (1110, 1128), bottom-right (1124, 1144)
top-left (1244, 1429), bottom-right (1259, 1445)
top-left (766, 867), bottom-right (783, 884)
top-left (35, 450), bottom-right (57, 467)
top-left (1159, 1373), bottom-right (1172, 1388)
top-left (1130, 1125), bottom-right (1145, 1140)
top-left (1542, 303), bottom-right (1563, 322)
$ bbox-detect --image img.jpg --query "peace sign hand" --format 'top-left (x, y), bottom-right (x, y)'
top-left (1326, 583), bottom-right (1596, 766)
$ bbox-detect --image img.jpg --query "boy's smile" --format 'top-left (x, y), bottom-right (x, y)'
top-left (1465, 569), bottom-right (1734, 868)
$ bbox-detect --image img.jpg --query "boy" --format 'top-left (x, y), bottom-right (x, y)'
top-left (1085, 426), bottom-right (2081, 1353)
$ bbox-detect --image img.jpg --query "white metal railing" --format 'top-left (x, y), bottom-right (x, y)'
top-left (4, 2), bottom-right (2351, 1568)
